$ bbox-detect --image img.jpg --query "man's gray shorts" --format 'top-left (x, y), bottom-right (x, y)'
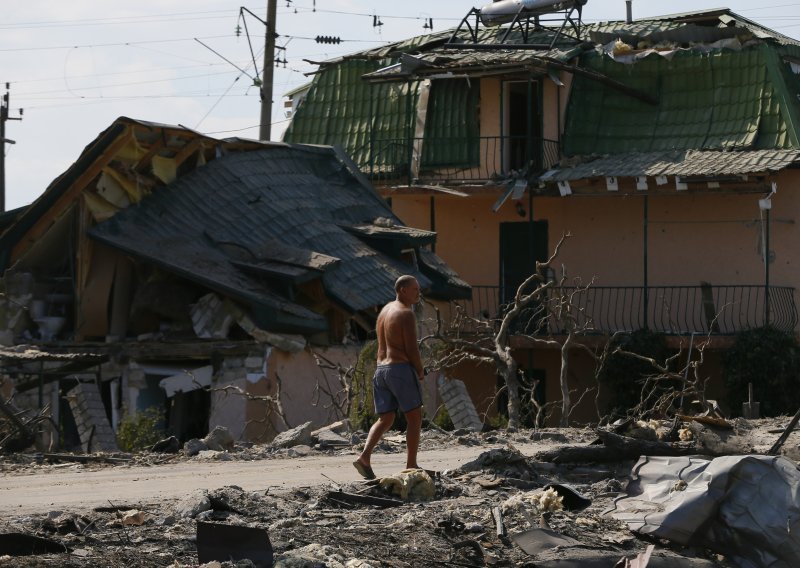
top-left (373, 362), bottom-right (422, 414)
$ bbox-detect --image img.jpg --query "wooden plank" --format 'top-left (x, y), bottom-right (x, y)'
top-left (172, 138), bottom-right (205, 168)
top-left (11, 127), bottom-right (135, 261)
top-left (76, 242), bottom-right (116, 340)
top-left (134, 138), bottom-right (165, 173)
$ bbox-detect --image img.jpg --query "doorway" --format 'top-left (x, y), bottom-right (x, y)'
top-left (503, 80), bottom-right (541, 172)
top-left (500, 220), bottom-right (548, 332)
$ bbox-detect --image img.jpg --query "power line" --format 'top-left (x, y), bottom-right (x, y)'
top-left (0, 9), bottom-right (233, 28)
top-left (286, 3), bottom-right (461, 21)
top-left (203, 124), bottom-right (261, 135)
top-left (21, 92), bottom-right (256, 111)
top-left (17, 68), bottom-right (244, 97)
top-left (0, 35), bottom-right (231, 53)
top-left (282, 34), bottom-right (386, 44)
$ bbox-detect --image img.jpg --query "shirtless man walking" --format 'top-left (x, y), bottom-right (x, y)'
top-left (353, 275), bottom-right (425, 480)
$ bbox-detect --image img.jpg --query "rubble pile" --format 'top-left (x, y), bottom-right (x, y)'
top-left (2, 416), bottom-right (799, 566)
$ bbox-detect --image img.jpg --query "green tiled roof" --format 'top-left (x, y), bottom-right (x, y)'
top-left (587, 9), bottom-right (800, 47)
top-left (283, 59), bottom-right (422, 167)
top-left (563, 43), bottom-right (800, 156)
top-left (284, 25), bottom-right (582, 167)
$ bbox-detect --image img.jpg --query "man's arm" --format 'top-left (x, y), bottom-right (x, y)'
top-left (376, 312), bottom-right (387, 363)
top-left (400, 310), bottom-right (424, 379)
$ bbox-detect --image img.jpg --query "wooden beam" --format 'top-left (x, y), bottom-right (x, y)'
top-left (542, 57), bottom-right (659, 106)
top-left (11, 128), bottom-right (136, 261)
top-left (133, 138), bottom-right (165, 173)
top-left (172, 138), bottom-right (205, 168)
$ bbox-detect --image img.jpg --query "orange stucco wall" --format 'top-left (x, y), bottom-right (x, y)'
top-left (394, 182), bottom-right (800, 293)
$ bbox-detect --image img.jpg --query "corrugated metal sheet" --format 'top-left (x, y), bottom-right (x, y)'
top-left (539, 148), bottom-right (800, 181)
top-left (88, 145), bottom-right (463, 327)
top-left (588, 9), bottom-right (800, 47)
top-left (283, 60), bottom-right (421, 168)
top-left (563, 43), bottom-right (800, 156)
top-left (364, 47), bottom-right (584, 80)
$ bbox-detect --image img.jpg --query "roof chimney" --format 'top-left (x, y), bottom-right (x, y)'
top-left (626, 0), bottom-right (632, 23)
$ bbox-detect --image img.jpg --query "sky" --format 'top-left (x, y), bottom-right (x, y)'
top-left (1, 0), bottom-right (799, 210)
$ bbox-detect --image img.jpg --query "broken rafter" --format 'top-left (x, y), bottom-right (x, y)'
top-left (133, 138), bottom-right (166, 174)
top-left (325, 490), bottom-right (403, 508)
top-left (171, 138), bottom-right (206, 168)
top-left (11, 129), bottom-right (136, 261)
top-left (542, 57), bottom-right (659, 106)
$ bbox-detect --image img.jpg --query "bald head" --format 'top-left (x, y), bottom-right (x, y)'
top-left (395, 275), bottom-right (418, 294)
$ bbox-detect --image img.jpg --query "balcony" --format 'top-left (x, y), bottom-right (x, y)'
top-left (440, 285), bottom-right (798, 336)
top-left (357, 136), bottom-right (561, 186)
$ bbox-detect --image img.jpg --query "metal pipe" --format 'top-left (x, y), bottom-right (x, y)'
top-left (643, 195), bottom-right (649, 330)
top-left (479, 0), bottom-right (587, 26)
top-left (626, 0), bottom-right (633, 23)
top-left (766, 206), bottom-right (771, 325)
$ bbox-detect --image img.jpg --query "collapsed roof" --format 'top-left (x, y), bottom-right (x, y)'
top-left (0, 117), bottom-right (469, 340)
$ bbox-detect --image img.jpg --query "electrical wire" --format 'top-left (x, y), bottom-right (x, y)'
top-left (285, 3), bottom-right (461, 22)
top-left (0, 35), bottom-right (231, 53)
top-left (0, 10), bottom-right (235, 29)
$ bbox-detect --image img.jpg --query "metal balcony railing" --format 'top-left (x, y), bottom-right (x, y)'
top-left (441, 285), bottom-right (798, 335)
top-left (358, 136), bottom-right (560, 186)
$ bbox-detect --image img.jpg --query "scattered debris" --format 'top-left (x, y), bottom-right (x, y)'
top-left (607, 454), bottom-right (800, 567)
top-left (202, 426), bottom-right (235, 452)
top-left (2, 420), bottom-right (781, 566)
top-left (378, 469), bottom-right (435, 501)
top-left (0, 533), bottom-right (69, 556)
top-left (271, 421), bottom-right (314, 449)
top-left (769, 406), bottom-right (800, 455)
top-left (196, 521), bottom-right (273, 567)
top-left (0, 397), bottom-right (38, 452)
top-left (150, 435), bottom-right (180, 453)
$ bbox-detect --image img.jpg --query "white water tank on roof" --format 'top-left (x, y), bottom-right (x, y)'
top-left (479, 0), bottom-right (587, 26)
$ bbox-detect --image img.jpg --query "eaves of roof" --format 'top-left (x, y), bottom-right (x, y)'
top-left (538, 149), bottom-right (800, 182)
top-left (362, 44), bottom-right (588, 81)
top-left (589, 8), bottom-right (800, 47)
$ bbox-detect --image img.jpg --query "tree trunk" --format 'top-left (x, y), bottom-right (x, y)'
top-left (559, 333), bottom-right (572, 427)
top-left (502, 354), bottom-right (521, 430)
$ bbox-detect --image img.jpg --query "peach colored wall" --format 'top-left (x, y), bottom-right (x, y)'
top-left (480, 73), bottom-right (570, 144)
top-left (542, 73), bottom-right (571, 143)
top-left (538, 188), bottom-right (799, 288)
top-left (392, 194), bottom-right (521, 285)
top-left (480, 79), bottom-right (502, 138)
top-left (394, 181), bottom-right (800, 292)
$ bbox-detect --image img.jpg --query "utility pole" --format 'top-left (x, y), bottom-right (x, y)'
top-left (0, 83), bottom-right (22, 213)
top-left (259, 0), bottom-right (278, 141)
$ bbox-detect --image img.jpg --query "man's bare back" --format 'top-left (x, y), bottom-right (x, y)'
top-left (376, 281), bottom-right (423, 379)
top-left (377, 303), bottom-right (415, 363)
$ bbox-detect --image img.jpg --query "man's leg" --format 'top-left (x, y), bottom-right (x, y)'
top-left (404, 406), bottom-right (422, 469)
top-left (357, 411), bottom-right (395, 467)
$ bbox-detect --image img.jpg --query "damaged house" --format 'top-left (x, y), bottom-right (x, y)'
top-left (0, 117), bottom-right (469, 450)
top-left (282, 5), bottom-right (800, 422)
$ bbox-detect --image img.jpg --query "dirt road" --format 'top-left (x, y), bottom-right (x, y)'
top-left (0, 442), bottom-right (548, 516)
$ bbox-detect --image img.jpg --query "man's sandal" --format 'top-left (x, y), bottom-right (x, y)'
top-left (353, 460), bottom-right (376, 480)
